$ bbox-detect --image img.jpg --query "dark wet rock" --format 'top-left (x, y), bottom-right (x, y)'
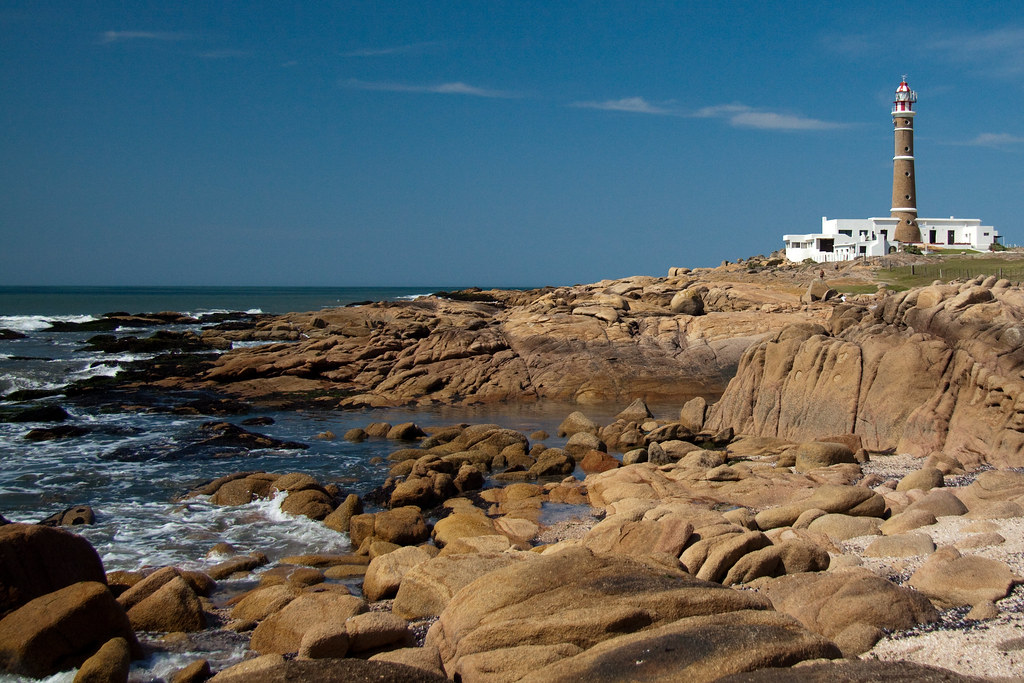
top-left (46, 312), bottom-right (200, 333)
top-left (172, 397), bottom-right (251, 416)
top-left (0, 523), bottom-right (107, 616)
top-left (2, 388), bottom-right (64, 402)
top-left (82, 330), bottom-right (213, 354)
top-left (23, 425), bottom-right (90, 441)
top-left (0, 329), bottom-right (26, 340)
top-left (241, 416), bottom-right (275, 426)
top-left (102, 422), bottom-right (307, 461)
top-left (38, 505), bottom-right (95, 527)
top-left (0, 404), bottom-right (69, 423)
top-left (209, 656), bottom-right (446, 683)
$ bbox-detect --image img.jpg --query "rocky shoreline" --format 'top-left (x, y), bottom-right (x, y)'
top-left (4, 257), bottom-right (1024, 681)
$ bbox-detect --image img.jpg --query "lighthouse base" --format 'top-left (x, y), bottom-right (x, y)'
top-left (894, 222), bottom-right (921, 243)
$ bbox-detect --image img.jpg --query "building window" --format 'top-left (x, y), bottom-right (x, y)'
top-left (904, 146), bottom-right (910, 152)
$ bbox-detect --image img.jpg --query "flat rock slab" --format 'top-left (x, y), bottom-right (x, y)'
top-left (520, 609), bottom-right (839, 683)
top-left (428, 547), bottom-right (778, 677)
top-left (714, 658), bottom-right (988, 682)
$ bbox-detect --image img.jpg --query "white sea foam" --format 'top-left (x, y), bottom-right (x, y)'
top-left (230, 340), bottom-right (280, 349)
top-left (190, 308), bottom-right (263, 317)
top-left (394, 293), bottom-right (432, 301)
top-left (0, 315), bottom-right (97, 333)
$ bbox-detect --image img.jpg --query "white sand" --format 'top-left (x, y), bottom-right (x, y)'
top-left (836, 455), bottom-right (1024, 681)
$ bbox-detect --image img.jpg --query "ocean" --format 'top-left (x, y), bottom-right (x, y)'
top-left (0, 285), bottom-right (628, 681)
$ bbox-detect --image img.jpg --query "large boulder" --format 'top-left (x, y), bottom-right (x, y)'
top-left (908, 546), bottom-right (1021, 609)
top-left (125, 576), bottom-right (206, 632)
top-left (427, 547), bottom-right (776, 678)
top-left (521, 610), bottom-right (838, 683)
top-left (362, 546), bottom-right (434, 602)
top-left (752, 567), bottom-right (938, 655)
top-left (249, 591), bottom-right (367, 655)
top-left (0, 523), bottom-right (107, 616)
top-left (0, 582), bottom-right (141, 678)
top-left (393, 553), bottom-right (528, 620)
top-left (208, 656), bottom-right (447, 682)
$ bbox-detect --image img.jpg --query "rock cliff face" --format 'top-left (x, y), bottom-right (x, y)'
top-left (187, 276), bottom-right (825, 408)
top-left (706, 277), bottom-right (1024, 468)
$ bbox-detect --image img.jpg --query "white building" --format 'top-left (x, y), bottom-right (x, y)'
top-left (783, 78), bottom-right (1001, 264)
top-left (784, 216), bottom-right (1001, 264)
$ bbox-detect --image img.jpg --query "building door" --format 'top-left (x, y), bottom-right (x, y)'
top-left (948, 230), bottom-right (956, 244)
top-left (929, 229), bottom-right (936, 243)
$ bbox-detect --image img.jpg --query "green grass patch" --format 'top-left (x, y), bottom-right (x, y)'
top-left (876, 255), bottom-right (1024, 289)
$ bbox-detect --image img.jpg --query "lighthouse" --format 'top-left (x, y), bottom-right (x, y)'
top-left (891, 77), bottom-right (921, 243)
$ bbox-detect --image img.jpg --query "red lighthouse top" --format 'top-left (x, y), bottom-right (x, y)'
top-left (893, 77), bottom-right (917, 113)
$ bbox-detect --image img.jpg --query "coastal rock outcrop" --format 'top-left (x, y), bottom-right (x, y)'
top-left (131, 275), bottom-right (825, 408)
top-left (706, 280), bottom-right (1024, 467)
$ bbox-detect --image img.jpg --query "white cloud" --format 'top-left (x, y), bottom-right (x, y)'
top-left (99, 31), bottom-right (192, 44)
top-left (694, 103), bottom-right (846, 130)
top-left (343, 42), bottom-right (441, 57)
top-left (343, 79), bottom-right (519, 98)
top-left (572, 97), bottom-right (675, 115)
top-left (963, 132), bottom-right (1024, 147)
top-left (926, 27), bottom-right (1024, 76)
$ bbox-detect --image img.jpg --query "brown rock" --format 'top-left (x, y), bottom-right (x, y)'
top-left (280, 488), bottom-right (334, 520)
top-left (863, 532), bottom-right (936, 558)
top-left (794, 442), bottom-right (856, 472)
top-left (714, 659), bottom-right (989, 682)
top-left (323, 494), bottom-right (362, 533)
top-left (393, 553), bottom-right (527, 620)
top-left (230, 584), bottom-right (298, 622)
top-left (432, 511), bottom-right (497, 548)
top-left (297, 622), bottom-right (350, 659)
top-left (679, 396), bottom-right (708, 432)
top-left (0, 582), bottom-right (140, 678)
top-left (208, 656), bottom-right (446, 683)
top-left (373, 507), bottom-right (430, 546)
top-left (522, 610), bottom-right (838, 683)
top-left (557, 411), bottom-right (599, 438)
top-left (428, 547), bottom-right (773, 675)
top-left (169, 659), bottom-right (212, 683)
top-left (206, 553), bottom-right (267, 580)
top-left (755, 567), bottom-right (937, 655)
top-left (806, 514), bottom-right (882, 542)
top-left (880, 509), bottom-right (937, 535)
top-left (579, 450), bottom-right (620, 474)
top-left (908, 546), bottom-right (1020, 608)
top-left (370, 645), bottom-right (445, 678)
top-left (73, 636), bottom-right (130, 683)
top-left (346, 611), bottom-right (413, 653)
top-left (249, 592), bottom-right (367, 655)
top-left (126, 576), bottom-right (206, 632)
top-left (0, 523), bottom-right (107, 616)
top-left (363, 546), bottom-right (433, 602)
top-left (896, 467), bottom-right (944, 492)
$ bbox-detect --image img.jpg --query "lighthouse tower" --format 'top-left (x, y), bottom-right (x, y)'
top-left (891, 77), bottom-right (921, 243)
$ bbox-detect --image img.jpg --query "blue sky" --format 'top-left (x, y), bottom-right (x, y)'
top-left (2, 1), bottom-right (1022, 287)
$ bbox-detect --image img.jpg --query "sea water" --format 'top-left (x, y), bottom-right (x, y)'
top-left (0, 286), bottom-right (629, 681)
